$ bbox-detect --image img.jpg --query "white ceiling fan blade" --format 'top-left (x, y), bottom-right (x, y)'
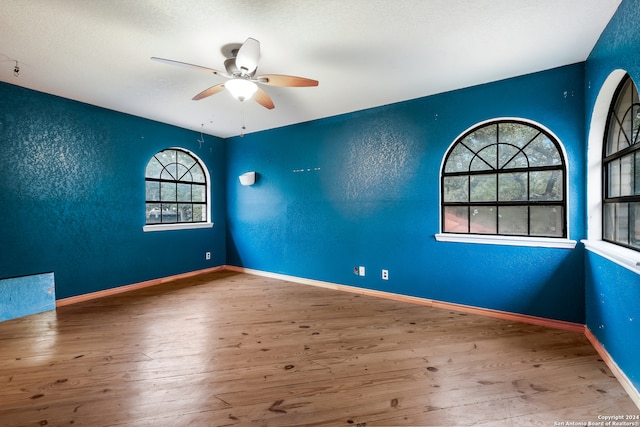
top-left (235, 38), bottom-right (260, 75)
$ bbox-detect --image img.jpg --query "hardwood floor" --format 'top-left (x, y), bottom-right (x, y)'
top-left (0, 270), bottom-right (637, 426)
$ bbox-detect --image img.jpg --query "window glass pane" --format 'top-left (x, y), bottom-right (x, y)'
top-left (161, 182), bottom-right (176, 201)
top-left (498, 144), bottom-right (520, 169)
top-left (146, 181), bottom-right (160, 201)
top-left (525, 134), bottom-right (562, 167)
top-left (161, 167), bottom-right (177, 181)
top-left (177, 150), bottom-right (196, 169)
top-left (176, 164), bottom-right (190, 182)
top-left (192, 184), bottom-right (205, 202)
top-left (501, 152), bottom-right (528, 169)
top-left (498, 172), bottom-right (527, 201)
top-left (608, 78), bottom-right (636, 155)
top-left (498, 122), bottom-right (540, 149)
top-left (193, 205), bottom-right (206, 222)
top-left (631, 202), bottom-right (640, 249)
top-left (146, 203), bottom-right (162, 224)
top-left (530, 206), bottom-right (563, 237)
top-left (606, 114), bottom-right (622, 156)
top-left (615, 203), bottom-right (629, 244)
top-left (607, 159), bottom-right (621, 198)
top-left (619, 153), bottom-right (634, 197)
top-left (633, 104), bottom-right (640, 146)
top-left (603, 203), bottom-right (615, 241)
top-left (470, 145), bottom-right (497, 171)
top-left (443, 176), bottom-right (468, 202)
top-left (530, 170), bottom-right (563, 201)
top-left (443, 206), bottom-right (468, 233)
top-left (160, 203), bottom-right (179, 223)
top-left (498, 206), bottom-right (528, 235)
top-left (635, 152), bottom-right (640, 195)
top-left (156, 150), bottom-right (177, 167)
top-left (470, 174), bottom-right (496, 202)
top-left (617, 77), bottom-right (635, 111)
top-left (190, 164), bottom-right (205, 183)
top-left (145, 157), bottom-right (163, 178)
top-left (177, 183), bottom-right (192, 202)
top-left (470, 206), bottom-right (497, 234)
top-left (618, 95), bottom-right (635, 151)
top-left (178, 204), bottom-right (193, 222)
top-left (462, 124), bottom-right (496, 153)
top-left (445, 144), bottom-right (474, 173)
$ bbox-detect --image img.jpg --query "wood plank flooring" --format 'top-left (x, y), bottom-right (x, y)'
top-left (0, 270), bottom-right (637, 426)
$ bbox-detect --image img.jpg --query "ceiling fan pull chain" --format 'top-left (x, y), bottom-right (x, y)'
top-left (240, 102), bottom-right (246, 137)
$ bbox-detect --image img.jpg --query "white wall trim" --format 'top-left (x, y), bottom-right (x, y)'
top-left (435, 233), bottom-right (577, 248)
top-left (143, 222), bottom-right (214, 232)
top-left (582, 239), bottom-right (640, 275)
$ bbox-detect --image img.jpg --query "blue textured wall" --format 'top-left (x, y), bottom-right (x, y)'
top-left (584, 0), bottom-right (640, 392)
top-left (585, 253), bottom-right (640, 390)
top-left (0, 272), bottom-right (55, 321)
top-left (226, 64), bottom-right (586, 323)
top-left (0, 83), bottom-right (227, 299)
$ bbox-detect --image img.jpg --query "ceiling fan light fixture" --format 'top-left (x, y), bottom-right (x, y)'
top-left (225, 79), bottom-right (258, 101)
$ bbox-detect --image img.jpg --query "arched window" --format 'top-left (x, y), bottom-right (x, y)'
top-left (603, 75), bottom-right (640, 250)
top-left (441, 120), bottom-right (567, 238)
top-left (144, 148), bottom-right (209, 228)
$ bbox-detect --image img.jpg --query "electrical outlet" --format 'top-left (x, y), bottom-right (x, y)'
top-left (205, 251), bottom-right (211, 260)
top-left (382, 269), bottom-right (389, 280)
top-left (358, 266), bottom-right (365, 276)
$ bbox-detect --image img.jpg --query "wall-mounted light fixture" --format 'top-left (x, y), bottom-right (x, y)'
top-left (239, 171), bottom-right (256, 186)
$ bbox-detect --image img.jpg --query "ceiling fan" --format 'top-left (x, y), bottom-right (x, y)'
top-left (151, 37), bottom-right (318, 109)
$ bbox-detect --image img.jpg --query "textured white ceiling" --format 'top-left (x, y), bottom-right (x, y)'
top-left (0, 0), bottom-right (622, 138)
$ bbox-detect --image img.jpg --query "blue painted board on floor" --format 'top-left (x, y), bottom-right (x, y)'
top-left (0, 273), bottom-right (55, 322)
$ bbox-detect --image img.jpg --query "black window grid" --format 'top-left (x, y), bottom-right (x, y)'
top-left (441, 120), bottom-right (567, 238)
top-left (602, 74), bottom-right (640, 250)
top-left (145, 149), bottom-right (208, 225)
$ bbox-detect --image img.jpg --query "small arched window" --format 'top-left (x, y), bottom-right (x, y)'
top-left (441, 120), bottom-right (567, 238)
top-left (603, 74), bottom-right (640, 250)
top-left (144, 148), bottom-right (209, 228)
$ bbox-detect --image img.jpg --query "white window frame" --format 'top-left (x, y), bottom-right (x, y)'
top-left (584, 70), bottom-right (640, 274)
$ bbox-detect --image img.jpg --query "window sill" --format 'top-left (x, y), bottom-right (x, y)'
top-left (582, 239), bottom-right (640, 275)
top-left (435, 233), bottom-right (577, 249)
top-left (143, 222), bottom-right (214, 232)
